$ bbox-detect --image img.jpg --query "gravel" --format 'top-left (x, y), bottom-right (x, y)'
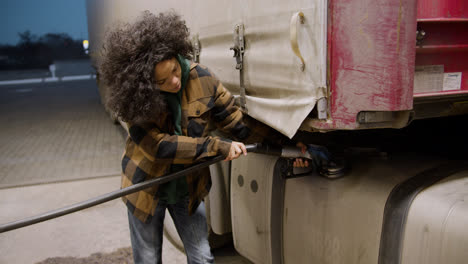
top-left (35, 247), bottom-right (133, 264)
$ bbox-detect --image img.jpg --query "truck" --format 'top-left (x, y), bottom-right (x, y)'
top-left (85, 0), bottom-right (468, 263)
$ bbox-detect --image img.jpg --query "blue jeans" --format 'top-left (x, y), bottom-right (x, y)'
top-left (127, 198), bottom-right (214, 264)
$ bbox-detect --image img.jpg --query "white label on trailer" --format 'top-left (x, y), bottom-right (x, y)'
top-left (413, 65), bottom-right (444, 93)
top-left (443, 72), bottom-right (462, 91)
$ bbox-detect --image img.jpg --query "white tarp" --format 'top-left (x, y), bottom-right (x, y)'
top-left (195, 0), bottom-right (328, 138)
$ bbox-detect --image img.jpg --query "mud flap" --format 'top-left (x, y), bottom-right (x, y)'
top-left (230, 154), bottom-right (287, 264)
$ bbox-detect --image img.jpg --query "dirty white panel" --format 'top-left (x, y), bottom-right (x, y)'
top-left (401, 171), bottom-right (468, 264)
top-left (192, 0), bottom-right (241, 94)
top-left (413, 65), bottom-right (444, 94)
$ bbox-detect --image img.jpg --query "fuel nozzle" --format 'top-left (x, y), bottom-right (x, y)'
top-left (246, 143), bottom-right (346, 179)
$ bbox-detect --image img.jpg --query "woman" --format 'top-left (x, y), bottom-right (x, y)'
top-left (100, 11), bottom-right (306, 264)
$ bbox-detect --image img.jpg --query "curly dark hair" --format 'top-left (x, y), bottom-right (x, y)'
top-left (100, 11), bottom-right (193, 123)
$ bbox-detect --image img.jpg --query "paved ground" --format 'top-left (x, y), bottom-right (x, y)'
top-left (0, 80), bottom-right (125, 188)
top-left (0, 76), bottom-right (250, 264)
top-left (0, 69), bottom-right (51, 81)
top-left (0, 60), bottom-right (93, 81)
top-left (0, 176), bottom-right (187, 264)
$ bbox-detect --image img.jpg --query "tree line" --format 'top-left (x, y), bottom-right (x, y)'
top-left (0, 31), bottom-right (88, 70)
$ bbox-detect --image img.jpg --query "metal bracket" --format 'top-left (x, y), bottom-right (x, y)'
top-left (230, 24), bottom-right (247, 112)
top-left (230, 24), bottom-right (245, 70)
top-left (192, 34), bottom-right (201, 63)
top-left (416, 29), bottom-right (426, 46)
top-left (316, 86), bottom-right (328, 120)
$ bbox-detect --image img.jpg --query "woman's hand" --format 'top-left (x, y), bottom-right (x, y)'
top-left (294, 142), bottom-right (309, 168)
top-left (225, 141), bottom-right (247, 161)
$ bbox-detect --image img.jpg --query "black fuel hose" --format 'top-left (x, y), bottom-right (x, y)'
top-left (0, 143), bottom-right (297, 233)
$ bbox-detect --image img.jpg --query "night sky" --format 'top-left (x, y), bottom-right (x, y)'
top-left (0, 0), bottom-right (88, 45)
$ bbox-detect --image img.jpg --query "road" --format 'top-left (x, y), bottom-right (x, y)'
top-left (0, 79), bottom-right (125, 188)
top-left (0, 78), bottom-right (250, 264)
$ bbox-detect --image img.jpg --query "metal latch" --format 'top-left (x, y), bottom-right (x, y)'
top-left (230, 24), bottom-right (247, 112)
top-left (230, 24), bottom-right (245, 70)
top-left (192, 34), bottom-right (201, 63)
top-left (416, 28), bottom-right (426, 46)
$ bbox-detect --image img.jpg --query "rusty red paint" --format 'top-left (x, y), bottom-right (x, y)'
top-left (417, 0), bottom-right (468, 20)
top-left (313, 0), bottom-right (418, 130)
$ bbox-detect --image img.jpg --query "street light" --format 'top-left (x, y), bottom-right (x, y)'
top-left (82, 40), bottom-right (89, 54)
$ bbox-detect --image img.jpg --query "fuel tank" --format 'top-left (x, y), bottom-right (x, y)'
top-left (230, 152), bottom-right (468, 264)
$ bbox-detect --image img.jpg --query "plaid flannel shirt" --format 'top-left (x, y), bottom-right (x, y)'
top-left (122, 62), bottom-right (286, 223)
